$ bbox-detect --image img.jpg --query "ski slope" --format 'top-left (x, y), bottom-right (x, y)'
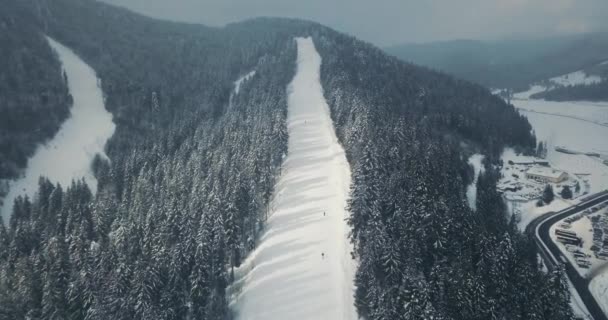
top-left (466, 154), bottom-right (484, 211)
top-left (1, 37), bottom-right (115, 222)
top-left (230, 37), bottom-right (357, 320)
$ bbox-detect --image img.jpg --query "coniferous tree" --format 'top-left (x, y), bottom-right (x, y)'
top-left (543, 185), bottom-right (555, 204)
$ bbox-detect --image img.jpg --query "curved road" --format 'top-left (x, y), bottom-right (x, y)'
top-left (527, 191), bottom-right (608, 320)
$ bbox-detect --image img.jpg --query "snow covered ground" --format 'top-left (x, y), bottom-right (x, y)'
top-left (517, 109), bottom-right (608, 194)
top-left (521, 108), bottom-right (608, 155)
top-left (230, 37), bottom-right (357, 320)
top-left (234, 70), bottom-right (256, 95)
top-left (466, 154), bottom-right (484, 210)
top-left (549, 70), bottom-right (602, 87)
top-left (590, 265), bottom-right (608, 316)
top-left (517, 99), bottom-right (608, 127)
top-left (549, 204), bottom-right (608, 278)
top-left (504, 78), bottom-right (608, 196)
top-left (500, 78), bottom-right (608, 317)
top-left (512, 66), bottom-right (603, 100)
top-left (0, 37), bottom-right (115, 222)
top-left (498, 149), bottom-right (573, 230)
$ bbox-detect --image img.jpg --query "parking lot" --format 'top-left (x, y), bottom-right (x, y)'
top-left (552, 201), bottom-right (608, 275)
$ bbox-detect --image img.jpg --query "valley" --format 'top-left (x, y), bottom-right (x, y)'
top-left (0, 1), bottom-right (596, 319)
top-left (497, 72), bottom-right (608, 319)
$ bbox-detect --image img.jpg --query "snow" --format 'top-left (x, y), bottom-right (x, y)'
top-left (0, 37), bottom-right (115, 222)
top-left (234, 70), bottom-right (256, 95)
top-left (549, 70), bottom-right (602, 87)
top-left (230, 37), bottom-right (357, 320)
top-left (513, 98), bottom-right (608, 194)
top-left (590, 266), bottom-right (608, 316)
top-left (518, 198), bottom-right (570, 231)
top-left (521, 108), bottom-right (608, 154)
top-left (549, 206), bottom-right (608, 278)
top-left (513, 66), bottom-right (603, 100)
top-left (513, 85), bottom-right (546, 100)
top-left (466, 154), bottom-right (484, 210)
top-left (516, 108), bottom-right (608, 193)
top-left (498, 148), bottom-right (573, 231)
top-left (516, 99), bottom-right (608, 127)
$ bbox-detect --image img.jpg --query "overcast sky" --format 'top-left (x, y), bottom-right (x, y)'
top-left (101, 0), bottom-right (608, 46)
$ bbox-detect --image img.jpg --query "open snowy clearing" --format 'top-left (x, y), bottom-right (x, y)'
top-left (549, 70), bottom-right (602, 87)
top-left (499, 70), bottom-right (608, 318)
top-left (466, 154), bottom-right (484, 211)
top-left (521, 108), bottom-right (608, 155)
top-left (1, 37), bottom-right (115, 222)
top-left (516, 110), bottom-right (608, 194)
top-left (513, 66), bottom-right (603, 101)
top-left (230, 37), bottom-right (357, 320)
top-left (516, 99), bottom-right (608, 127)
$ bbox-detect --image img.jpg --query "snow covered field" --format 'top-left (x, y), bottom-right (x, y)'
top-left (517, 99), bottom-right (608, 127)
top-left (0, 37), bottom-right (115, 222)
top-left (549, 70), bottom-right (602, 87)
top-left (513, 67), bottom-right (603, 101)
top-left (506, 76), bottom-right (608, 195)
top-left (501, 68), bottom-right (608, 318)
top-left (230, 37), bottom-right (357, 320)
top-left (234, 70), bottom-right (256, 95)
top-left (517, 110), bottom-right (608, 194)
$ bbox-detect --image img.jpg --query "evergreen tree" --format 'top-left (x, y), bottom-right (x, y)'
top-left (542, 185), bottom-right (555, 204)
top-left (560, 186), bottom-right (573, 199)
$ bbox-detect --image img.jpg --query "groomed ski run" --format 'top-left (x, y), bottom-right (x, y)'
top-left (231, 37), bottom-right (357, 320)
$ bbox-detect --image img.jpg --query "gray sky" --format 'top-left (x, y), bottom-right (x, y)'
top-left (101, 0), bottom-right (608, 46)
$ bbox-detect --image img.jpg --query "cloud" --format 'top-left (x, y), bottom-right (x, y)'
top-left (101, 0), bottom-right (608, 45)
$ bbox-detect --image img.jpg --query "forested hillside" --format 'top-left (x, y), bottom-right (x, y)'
top-left (385, 33), bottom-right (608, 90)
top-left (531, 80), bottom-right (608, 101)
top-left (1, 1), bottom-right (300, 318)
top-left (0, 1), bottom-right (575, 319)
top-left (316, 34), bottom-right (573, 319)
top-left (0, 3), bottom-right (71, 183)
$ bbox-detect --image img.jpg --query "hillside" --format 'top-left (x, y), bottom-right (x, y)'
top-left (385, 33), bottom-right (608, 90)
top-left (0, 1), bottom-right (574, 319)
top-left (0, 3), bottom-right (72, 183)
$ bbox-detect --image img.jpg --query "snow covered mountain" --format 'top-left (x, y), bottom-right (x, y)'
top-left (0, 1), bottom-right (576, 319)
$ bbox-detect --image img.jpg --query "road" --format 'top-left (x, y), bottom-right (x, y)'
top-left (527, 191), bottom-right (608, 320)
top-left (516, 108), bottom-right (608, 129)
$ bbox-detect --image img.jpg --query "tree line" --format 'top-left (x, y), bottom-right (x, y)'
top-left (315, 31), bottom-right (574, 319)
top-left (0, 0), bottom-right (576, 319)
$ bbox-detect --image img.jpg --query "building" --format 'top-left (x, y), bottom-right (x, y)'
top-left (525, 167), bottom-right (568, 183)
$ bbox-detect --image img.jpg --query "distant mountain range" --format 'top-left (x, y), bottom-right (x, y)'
top-left (385, 33), bottom-right (608, 91)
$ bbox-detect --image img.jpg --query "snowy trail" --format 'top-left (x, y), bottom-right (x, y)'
top-left (1, 37), bottom-right (115, 222)
top-left (466, 154), bottom-right (484, 211)
top-left (231, 37), bottom-right (357, 320)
